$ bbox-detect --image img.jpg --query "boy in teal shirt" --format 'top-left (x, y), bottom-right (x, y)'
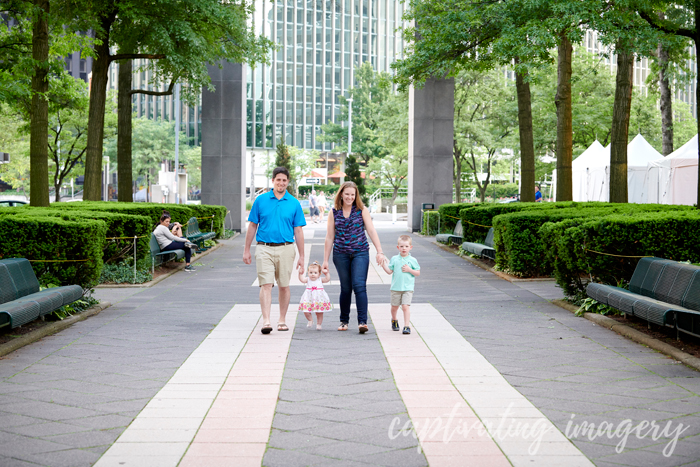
top-left (381, 235), bottom-right (420, 334)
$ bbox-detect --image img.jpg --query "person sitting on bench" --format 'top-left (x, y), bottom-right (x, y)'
top-left (161, 209), bottom-right (184, 237)
top-left (153, 214), bottom-right (197, 272)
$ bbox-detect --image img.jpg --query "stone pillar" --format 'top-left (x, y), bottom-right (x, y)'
top-left (201, 62), bottom-right (246, 232)
top-left (408, 78), bottom-right (454, 232)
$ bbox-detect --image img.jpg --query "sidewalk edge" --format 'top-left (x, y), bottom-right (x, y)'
top-left (0, 301), bottom-right (111, 358)
top-left (551, 299), bottom-right (700, 372)
top-left (434, 241), bottom-right (555, 283)
top-left (96, 242), bottom-right (223, 289)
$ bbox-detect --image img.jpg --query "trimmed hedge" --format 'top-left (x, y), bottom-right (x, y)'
top-left (438, 203), bottom-right (479, 233)
top-left (50, 202), bottom-right (227, 237)
top-left (542, 210), bottom-right (700, 297)
top-left (493, 204), bottom-right (693, 278)
top-left (422, 211), bottom-right (440, 235)
top-left (0, 214), bottom-right (106, 287)
top-left (11, 207), bottom-right (151, 263)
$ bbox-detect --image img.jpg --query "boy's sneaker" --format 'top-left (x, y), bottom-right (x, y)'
top-left (402, 326), bottom-right (411, 335)
top-left (358, 323), bottom-right (368, 334)
top-left (184, 265), bottom-right (196, 272)
top-left (391, 320), bottom-right (399, 331)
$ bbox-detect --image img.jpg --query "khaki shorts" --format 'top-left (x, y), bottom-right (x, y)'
top-left (256, 244), bottom-right (296, 287)
top-left (391, 290), bottom-right (413, 307)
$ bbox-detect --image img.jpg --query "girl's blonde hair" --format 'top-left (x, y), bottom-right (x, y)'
top-left (308, 262), bottom-right (321, 273)
top-left (333, 181), bottom-right (365, 211)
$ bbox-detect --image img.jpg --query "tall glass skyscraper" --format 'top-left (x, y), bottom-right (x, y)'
top-left (110, 0), bottom-right (407, 156)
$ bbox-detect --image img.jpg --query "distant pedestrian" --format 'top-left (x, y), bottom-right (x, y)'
top-left (380, 235), bottom-right (420, 334)
top-left (309, 190), bottom-right (320, 223)
top-left (535, 185), bottom-right (543, 202)
top-left (322, 181), bottom-right (385, 333)
top-left (317, 192), bottom-right (327, 222)
top-left (243, 167), bottom-right (306, 334)
top-left (298, 261), bottom-right (332, 330)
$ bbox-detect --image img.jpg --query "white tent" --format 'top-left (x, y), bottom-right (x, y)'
top-left (644, 135), bottom-right (698, 205)
top-left (572, 140), bottom-right (607, 201)
top-left (627, 134), bottom-right (663, 203)
top-left (571, 135), bottom-right (663, 202)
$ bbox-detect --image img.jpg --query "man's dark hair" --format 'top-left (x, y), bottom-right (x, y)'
top-left (272, 166), bottom-right (290, 180)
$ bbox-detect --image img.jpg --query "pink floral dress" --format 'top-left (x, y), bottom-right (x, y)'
top-left (299, 278), bottom-right (332, 312)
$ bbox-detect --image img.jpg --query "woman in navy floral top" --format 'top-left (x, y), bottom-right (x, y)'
top-left (322, 181), bottom-right (386, 333)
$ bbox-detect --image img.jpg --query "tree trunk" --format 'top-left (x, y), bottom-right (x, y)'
top-left (117, 59), bottom-right (134, 202)
top-left (555, 33), bottom-right (573, 202)
top-left (658, 43), bottom-right (674, 156)
top-left (29, 0), bottom-right (50, 207)
top-left (83, 19), bottom-right (113, 201)
top-left (610, 45), bottom-right (634, 203)
top-left (514, 63), bottom-right (536, 203)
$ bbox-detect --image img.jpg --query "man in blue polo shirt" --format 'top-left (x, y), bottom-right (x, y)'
top-left (243, 167), bottom-right (306, 334)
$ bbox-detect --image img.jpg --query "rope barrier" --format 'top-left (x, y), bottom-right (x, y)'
top-left (106, 235), bottom-right (148, 240)
top-left (442, 214), bottom-right (492, 228)
top-left (28, 259), bottom-right (90, 262)
top-left (585, 249), bottom-right (652, 259)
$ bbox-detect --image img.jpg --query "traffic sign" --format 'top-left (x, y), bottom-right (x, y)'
top-left (304, 177), bottom-right (321, 184)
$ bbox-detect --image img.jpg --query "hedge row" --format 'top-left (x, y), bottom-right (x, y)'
top-left (438, 203), bottom-right (479, 233)
top-left (491, 204), bottom-right (692, 277)
top-left (0, 214), bottom-right (106, 288)
top-left (458, 202), bottom-right (616, 243)
top-left (541, 210), bottom-right (700, 297)
top-left (12, 207), bottom-right (152, 262)
top-left (51, 202), bottom-right (227, 237)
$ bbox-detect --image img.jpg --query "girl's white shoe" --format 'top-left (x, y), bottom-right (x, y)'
top-left (307, 321), bottom-right (313, 328)
top-left (316, 324), bottom-right (322, 330)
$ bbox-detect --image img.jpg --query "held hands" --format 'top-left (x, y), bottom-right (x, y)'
top-left (297, 256), bottom-right (305, 274)
top-left (321, 261), bottom-right (329, 275)
top-left (376, 253), bottom-right (385, 265)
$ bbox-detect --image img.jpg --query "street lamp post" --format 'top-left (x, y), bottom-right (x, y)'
top-left (345, 98), bottom-right (353, 185)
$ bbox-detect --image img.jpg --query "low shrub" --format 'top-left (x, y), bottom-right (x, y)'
top-left (0, 215), bottom-right (106, 287)
top-left (422, 211), bottom-right (440, 235)
top-left (11, 207), bottom-right (151, 263)
top-left (51, 202), bottom-right (226, 237)
top-left (543, 210), bottom-right (700, 297)
top-left (493, 204), bottom-right (693, 277)
top-left (438, 203), bottom-right (479, 233)
top-left (99, 259), bottom-right (153, 284)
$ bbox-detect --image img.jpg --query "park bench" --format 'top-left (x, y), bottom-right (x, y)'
top-left (150, 233), bottom-right (185, 274)
top-left (587, 257), bottom-right (700, 337)
top-left (436, 220), bottom-right (463, 245)
top-left (462, 227), bottom-right (496, 260)
top-left (0, 258), bottom-right (83, 329)
top-left (185, 217), bottom-right (216, 251)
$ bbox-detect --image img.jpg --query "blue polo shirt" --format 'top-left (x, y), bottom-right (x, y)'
top-left (248, 190), bottom-right (306, 243)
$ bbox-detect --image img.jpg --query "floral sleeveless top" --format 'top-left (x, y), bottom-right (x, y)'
top-left (333, 205), bottom-right (370, 254)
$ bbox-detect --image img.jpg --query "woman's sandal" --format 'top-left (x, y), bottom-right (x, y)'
top-left (261, 324), bottom-right (273, 334)
top-left (337, 323), bottom-right (348, 331)
top-left (277, 323), bottom-right (289, 331)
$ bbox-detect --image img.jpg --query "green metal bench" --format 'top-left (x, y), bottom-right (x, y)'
top-left (149, 233), bottom-right (185, 274)
top-left (587, 257), bottom-right (700, 337)
top-left (0, 258), bottom-right (83, 329)
top-left (436, 220), bottom-right (463, 245)
top-left (185, 217), bottom-right (216, 251)
top-left (462, 227), bottom-right (496, 260)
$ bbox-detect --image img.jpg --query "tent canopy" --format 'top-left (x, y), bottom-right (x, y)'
top-left (644, 135), bottom-right (698, 205)
top-left (572, 140), bottom-right (607, 169)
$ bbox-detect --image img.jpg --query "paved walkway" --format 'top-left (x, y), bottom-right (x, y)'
top-left (0, 221), bottom-right (699, 466)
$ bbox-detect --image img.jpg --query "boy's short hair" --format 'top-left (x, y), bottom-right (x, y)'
top-left (397, 235), bottom-right (412, 245)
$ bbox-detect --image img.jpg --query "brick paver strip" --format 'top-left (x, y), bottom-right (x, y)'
top-left (402, 303), bottom-right (593, 466)
top-left (93, 305), bottom-right (280, 466)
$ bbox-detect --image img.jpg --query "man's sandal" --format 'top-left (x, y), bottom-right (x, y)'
top-left (277, 323), bottom-right (289, 331)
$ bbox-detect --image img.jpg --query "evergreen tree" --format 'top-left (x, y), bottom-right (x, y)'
top-left (344, 155), bottom-right (366, 200)
top-left (275, 137), bottom-right (292, 172)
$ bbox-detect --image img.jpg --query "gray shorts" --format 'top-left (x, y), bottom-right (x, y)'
top-left (391, 290), bottom-right (413, 307)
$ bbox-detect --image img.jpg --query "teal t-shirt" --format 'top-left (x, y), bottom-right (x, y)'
top-left (388, 254), bottom-right (420, 291)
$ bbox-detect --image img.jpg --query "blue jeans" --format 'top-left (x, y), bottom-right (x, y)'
top-left (332, 250), bottom-right (369, 324)
top-left (162, 241), bottom-right (191, 263)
